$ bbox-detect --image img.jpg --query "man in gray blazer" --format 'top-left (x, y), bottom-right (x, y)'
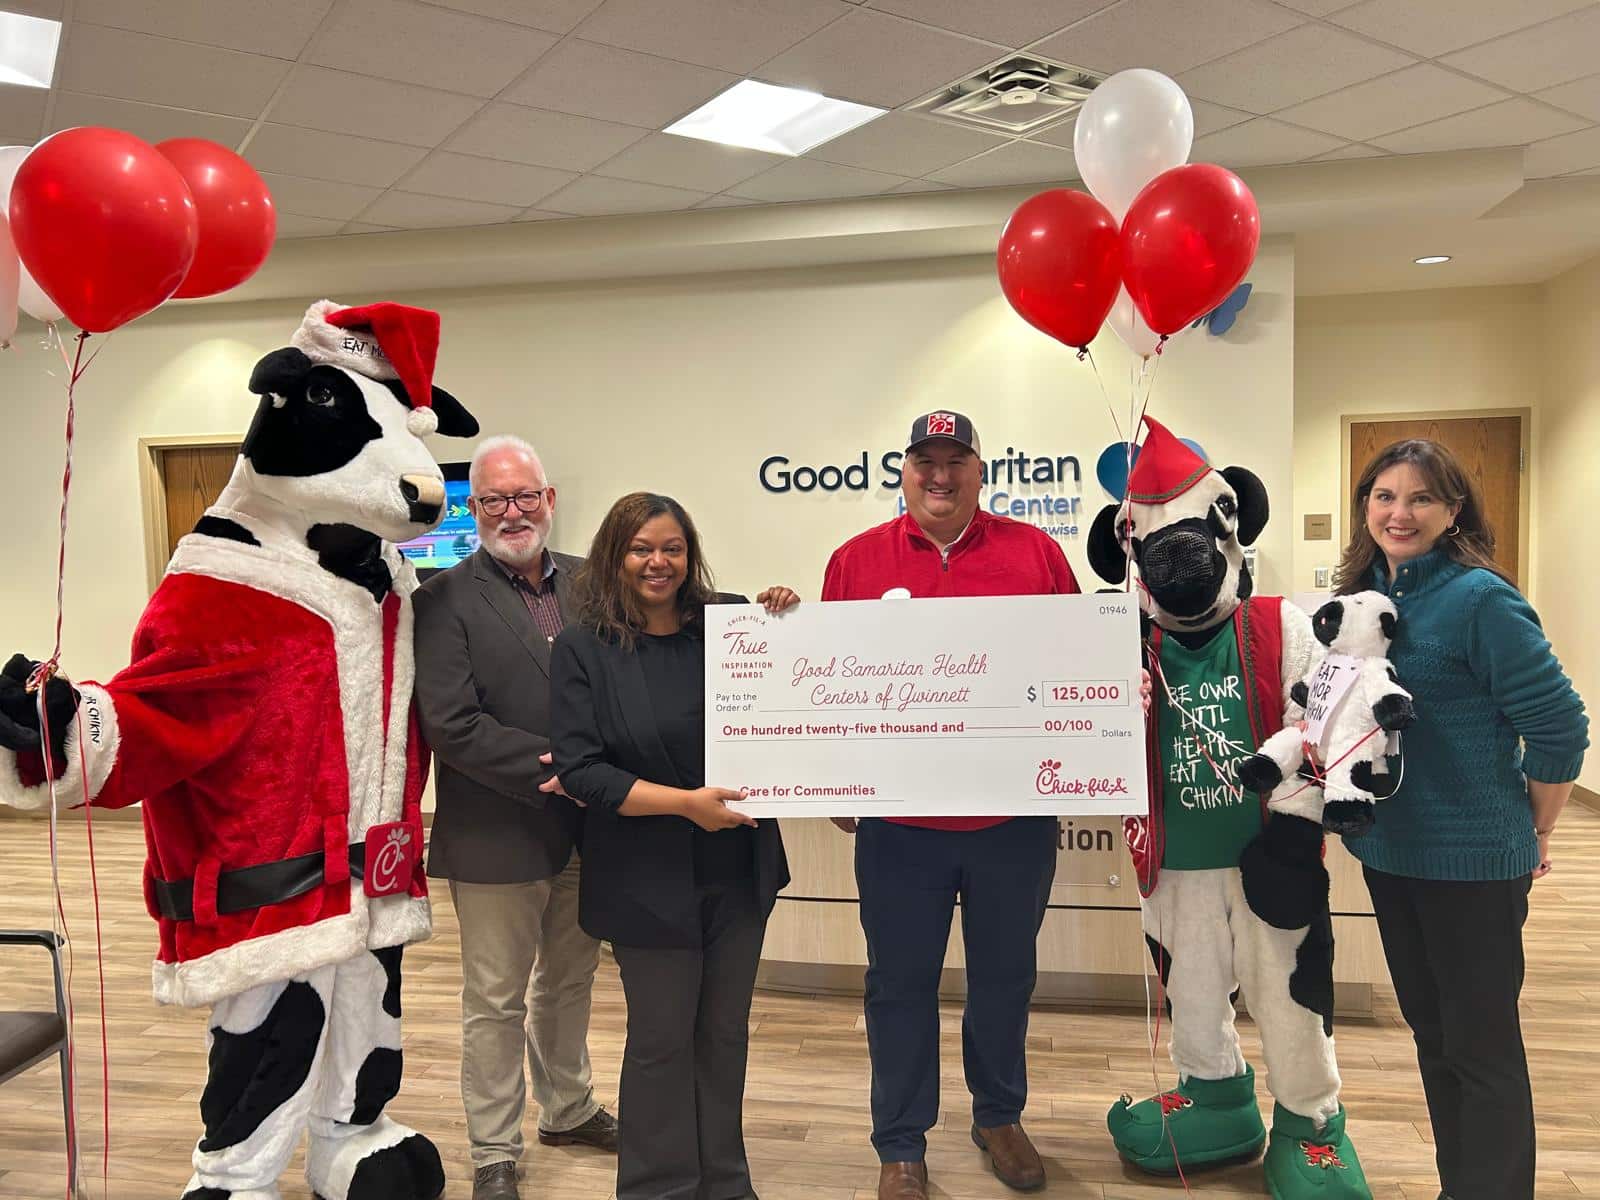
top-left (414, 435), bottom-right (616, 1200)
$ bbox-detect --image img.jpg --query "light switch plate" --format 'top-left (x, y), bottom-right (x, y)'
top-left (1314, 566), bottom-right (1330, 588)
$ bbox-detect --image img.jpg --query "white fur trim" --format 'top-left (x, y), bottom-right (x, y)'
top-left (1279, 600), bottom-right (1316, 711)
top-left (404, 407), bottom-right (437, 437)
top-left (0, 684), bottom-right (120, 812)
top-left (290, 299), bottom-right (399, 384)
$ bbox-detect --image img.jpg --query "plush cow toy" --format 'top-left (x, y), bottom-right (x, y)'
top-left (0, 300), bottom-right (477, 1200)
top-left (1089, 416), bottom-right (1370, 1200)
top-left (1240, 593), bottom-right (1415, 838)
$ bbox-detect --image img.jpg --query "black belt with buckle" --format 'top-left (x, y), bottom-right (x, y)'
top-left (152, 843), bottom-right (368, 922)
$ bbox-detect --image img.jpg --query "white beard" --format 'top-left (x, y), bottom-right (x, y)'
top-left (482, 517), bottom-right (550, 570)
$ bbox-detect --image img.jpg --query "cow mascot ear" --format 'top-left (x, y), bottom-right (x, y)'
top-left (1219, 465), bottom-right (1270, 547)
top-left (427, 384), bottom-right (479, 438)
top-left (248, 346), bottom-right (314, 399)
top-left (1087, 502), bottom-right (1128, 585)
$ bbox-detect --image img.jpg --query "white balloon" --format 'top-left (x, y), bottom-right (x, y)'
top-left (1074, 68), bottom-right (1194, 221)
top-left (1106, 285), bottom-right (1162, 359)
top-left (0, 214), bottom-right (18, 346)
top-left (0, 143), bottom-right (63, 325)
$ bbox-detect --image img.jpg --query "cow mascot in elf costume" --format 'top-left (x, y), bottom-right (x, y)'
top-left (1089, 417), bottom-right (1370, 1199)
top-left (0, 300), bottom-right (479, 1200)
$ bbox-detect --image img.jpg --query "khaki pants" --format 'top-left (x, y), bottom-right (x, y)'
top-left (451, 858), bottom-right (602, 1167)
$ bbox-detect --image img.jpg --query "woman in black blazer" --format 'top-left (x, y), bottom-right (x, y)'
top-left (551, 491), bottom-right (795, 1200)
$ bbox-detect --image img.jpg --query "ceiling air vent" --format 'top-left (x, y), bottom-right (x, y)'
top-left (910, 55), bottom-right (1103, 137)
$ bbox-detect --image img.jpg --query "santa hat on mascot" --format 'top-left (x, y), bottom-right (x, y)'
top-left (291, 298), bottom-right (445, 437)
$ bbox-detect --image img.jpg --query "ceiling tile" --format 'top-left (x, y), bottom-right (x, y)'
top-left (808, 111), bottom-right (1006, 176)
top-left (694, 194), bottom-right (761, 207)
top-left (0, 0), bottom-right (63, 18)
top-left (890, 177), bottom-right (957, 192)
top-left (245, 124), bottom-right (428, 188)
top-left (269, 66), bottom-right (484, 147)
top-left (1536, 73), bottom-right (1600, 123)
top-left (576, 0), bottom-right (850, 74)
top-left (1030, 0), bottom-right (1302, 79)
top-left (537, 175), bottom-right (710, 214)
top-left (923, 138), bottom-right (1073, 186)
top-left (276, 213), bottom-right (348, 238)
top-left (1189, 117), bottom-right (1346, 167)
top-left (864, 0), bottom-right (1114, 47)
top-left (1272, 0), bottom-right (1356, 12)
top-left (411, 0), bottom-right (605, 32)
top-left (399, 151), bottom-right (576, 205)
top-left (257, 172), bottom-right (384, 220)
top-left (1440, 8), bottom-right (1600, 92)
top-left (358, 190), bottom-right (525, 227)
top-left (1327, 0), bottom-right (1593, 60)
top-left (513, 208), bottom-right (577, 220)
top-left (73, 0), bottom-right (333, 59)
top-left (1525, 125), bottom-right (1600, 177)
top-left (1028, 98), bottom-right (1251, 152)
top-left (729, 157), bottom-right (907, 200)
top-left (1177, 24), bottom-right (1415, 114)
top-left (306, 0), bottom-right (559, 98)
top-left (1373, 97), bottom-right (1588, 154)
top-left (59, 23), bottom-right (292, 118)
top-left (592, 133), bottom-right (784, 192)
top-left (0, 84), bottom-right (49, 144)
top-left (501, 40), bottom-right (737, 127)
top-left (1272, 64), bottom-right (1507, 142)
top-left (340, 221), bottom-right (403, 233)
top-left (46, 92), bottom-right (250, 147)
top-left (758, 9), bottom-right (1003, 108)
top-left (446, 103), bottom-right (646, 170)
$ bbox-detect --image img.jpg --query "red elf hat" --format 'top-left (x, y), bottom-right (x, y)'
top-left (1125, 415), bottom-right (1211, 506)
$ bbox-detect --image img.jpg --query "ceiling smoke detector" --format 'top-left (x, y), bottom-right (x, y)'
top-left (910, 56), bottom-right (1103, 136)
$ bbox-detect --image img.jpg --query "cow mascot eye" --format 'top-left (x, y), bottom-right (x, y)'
top-left (307, 382), bottom-right (337, 408)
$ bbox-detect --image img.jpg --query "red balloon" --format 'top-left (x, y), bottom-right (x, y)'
top-left (997, 188), bottom-right (1121, 351)
top-left (157, 138), bottom-right (276, 299)
top-left (1121, 163), bottom-right (1259, 336)
top-left (9, 127), bottom-right (197, 332)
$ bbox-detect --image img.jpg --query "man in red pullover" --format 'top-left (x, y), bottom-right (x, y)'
top-left (822, 411), bottom-right (1078, 1200)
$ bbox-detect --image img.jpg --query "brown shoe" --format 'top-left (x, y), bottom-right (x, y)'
top-left (538, 1106), bottom-right (618, 1152)
top-left (971, 1122), bottom-right (1046, 1191)
top-left (877, 1160), bottom-right (928, 1200)
top-left (472, 1160), bottom-right (520, 1200)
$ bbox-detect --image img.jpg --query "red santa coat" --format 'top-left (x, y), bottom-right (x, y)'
top-left (0, 527), bottom-right (431, 1008)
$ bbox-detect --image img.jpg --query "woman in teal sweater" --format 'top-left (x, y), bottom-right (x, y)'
top-left (1333, 438), bottom-right (1587, 1200)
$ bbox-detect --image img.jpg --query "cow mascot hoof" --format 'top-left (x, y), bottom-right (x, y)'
top-left (1088, 417), bottom-right (1370, 1199)
top-left (0, 301), bottom-right (479, 1200)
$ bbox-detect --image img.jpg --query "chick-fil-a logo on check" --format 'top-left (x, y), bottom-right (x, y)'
top-left (1035, 759), bottom-right (1129, 798)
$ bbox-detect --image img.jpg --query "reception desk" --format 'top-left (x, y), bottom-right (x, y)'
top-left (757, 816), bottom-right (1387, 1016)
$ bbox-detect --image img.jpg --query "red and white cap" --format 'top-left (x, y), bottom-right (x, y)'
top-left (1126, 414), bottom-right (1211, 507)
top-left (291, 299), bottom-right (442, 437)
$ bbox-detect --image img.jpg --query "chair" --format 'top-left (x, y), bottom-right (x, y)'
top-left (0, 930), bottom-right (75, 1193)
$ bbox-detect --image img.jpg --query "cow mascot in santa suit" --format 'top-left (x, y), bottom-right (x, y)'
top-left (1089, 416), bottom-right (1371, 1200)
top-left (0, 300), bottom-right (479, 1200)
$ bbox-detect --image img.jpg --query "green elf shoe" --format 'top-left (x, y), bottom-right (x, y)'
top-left (1107, 1064), bottom-right (1267, 1175)
top-left (1263, 1103), bottom-right (1372, 1199)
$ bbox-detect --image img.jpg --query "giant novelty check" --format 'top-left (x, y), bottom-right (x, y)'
top-left (705, 594), bottom-right (1147, 818)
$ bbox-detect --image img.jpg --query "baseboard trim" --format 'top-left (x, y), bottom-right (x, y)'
top-left (1573, 784), bottom-right (1600, 816)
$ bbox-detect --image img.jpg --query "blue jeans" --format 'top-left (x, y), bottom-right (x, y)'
top-left (854, 816), bottom-right (1057, 1162)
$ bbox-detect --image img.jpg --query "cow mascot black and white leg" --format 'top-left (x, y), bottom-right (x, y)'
top-left (1093, 417), bottom-right (1371, 1200)
top-left (0, 301), bottom-right (479, 1200)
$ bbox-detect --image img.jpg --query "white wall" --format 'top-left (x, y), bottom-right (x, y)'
top-left (0, 239), bottom-right (1296, 690)
top-left (1537, 255), bottom-right (1600, 793)
top-left (1292, 284), bottom-right (1544, 595)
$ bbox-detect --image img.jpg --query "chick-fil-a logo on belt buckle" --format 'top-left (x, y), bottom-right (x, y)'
top-left (363, 822), bottom-right (420, 897)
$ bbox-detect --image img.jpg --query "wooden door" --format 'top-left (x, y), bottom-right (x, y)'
top-left (161, 445), bottom-right (239, 562)
top-left (1348, 415), bottom-right (1522, 586)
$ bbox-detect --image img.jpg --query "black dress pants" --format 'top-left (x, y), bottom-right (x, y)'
top-left (1363, 865), bottom-right (1535, 1200)
top-left (611, 882), bottom-right (767, 1200)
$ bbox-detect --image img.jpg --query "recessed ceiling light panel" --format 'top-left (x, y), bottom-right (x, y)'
top-left (1414, 255), bottom-right (1451, 265)
top-left (664, 80), bottom-right (885, 156)
top-left (0, 11), bottom-right (61, 90)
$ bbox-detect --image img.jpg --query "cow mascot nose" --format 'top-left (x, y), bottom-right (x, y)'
top-left (401, 473), bottom-right (445, 524)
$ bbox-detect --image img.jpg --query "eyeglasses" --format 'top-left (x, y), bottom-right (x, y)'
top-left (474, 489), bottom-right (549, 517)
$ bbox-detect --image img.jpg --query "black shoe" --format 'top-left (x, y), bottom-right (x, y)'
top-left (538, 1106), bottom-right (619, 1152)
top-left (472, 1160), bottom-right (519, 1200)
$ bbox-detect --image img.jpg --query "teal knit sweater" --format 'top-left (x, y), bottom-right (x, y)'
top-left (1346, 549), bottom-right (1588, 881)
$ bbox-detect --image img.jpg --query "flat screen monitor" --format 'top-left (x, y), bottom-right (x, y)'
top-left (397, 461), bottom-right (476, 579)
